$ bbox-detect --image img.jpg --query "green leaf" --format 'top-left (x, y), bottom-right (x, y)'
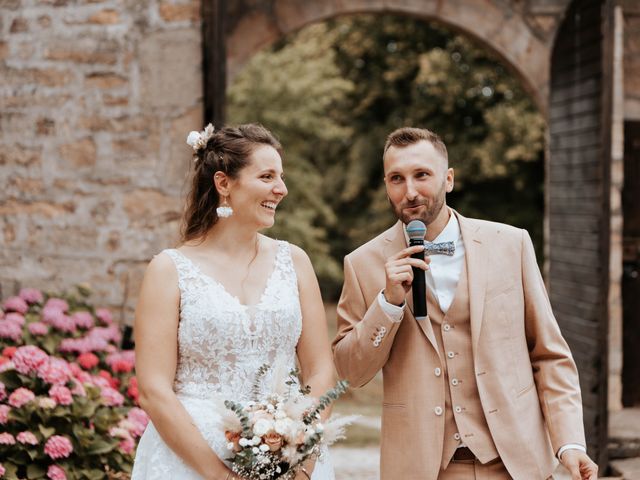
top-left (38, 424), bottom-right (56, 438)
top-left (26, 463), bottom-right (46, 479)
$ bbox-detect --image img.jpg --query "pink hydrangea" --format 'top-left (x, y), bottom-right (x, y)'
top-left (0, 381), bottom-right (5, 402)
top-left (19, 288), bottom-right (44, 304)
top-left (72, 311), bottom-right (94, 329)
top-left (70, 380), bottom-right (86, 397)
top-left (49, 385), bottom-right (73, 405)
top-left (3, 296), bottom-right (28, 314)
top-left (44, 435), bottom-right (73, 459)
top-left (0, 320), bottom-right (22, 341)
top-left (100, 386), bottom-right (124, 406)
top-left (0, 433), bottom-right (16, 445)
top-left (47, 465), bottom-right (67, 480)
top-left (13, 346), bottom-right (45, 371)
top-left (28, 321), bottom-right (49, 336)
top-left (8, 387), bottom-right (35, 408)
top-left (5, 312), bottom-right (25, 326)
top-left (59, 336), bottom-right (108, 354)
top-left (127, 407), bottom-right (149, 437)
top-left (0, 404), bottom-right (10, 424)
top-left (77, 352), bottom-right (99, 370)
top-left (50, 314), bottom-right (76, 333)
top-left (16, 431), bottom-right (39, 445)
top-left (0, 463), bottom-right (5, 476)
top-left (12, 345), bottom-right (49, 375)
top-left (106, 350), bottom-right (135, 373)
top-left (44, 298), bottom-right (69, 312)
top-left (95, 308), bottom-right (113, 325)
top-left (119, 436), bottom-right (135, 454)
top-left (38, 357), bottom-right (72, 385)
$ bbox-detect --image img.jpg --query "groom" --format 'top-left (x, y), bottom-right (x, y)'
top-left (332, 127), bottom-right (598, 479)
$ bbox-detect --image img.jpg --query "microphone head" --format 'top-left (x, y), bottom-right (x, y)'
top-left (406, 220), bottom-right (427, 241)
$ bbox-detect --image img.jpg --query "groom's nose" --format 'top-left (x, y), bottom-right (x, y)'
top-left (405, 179), bottom-right (418, 201)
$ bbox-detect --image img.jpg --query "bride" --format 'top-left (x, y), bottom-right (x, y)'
top-left (131, 124), bottom-right (336, 480)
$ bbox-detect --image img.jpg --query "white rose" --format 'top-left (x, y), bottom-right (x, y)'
top-left (253, 418), bottom-right (274, 437)
top-left (252, 447), bottom-right (260, 454)
top-left (239, 438), bottom-right (250, 447)
top-left (274, 418), bottom-right (294, 437)
top-left (186, 131), bottom-right (201, 148)
top-left (315, 423), bottom-right (324, 433)
top-left (259, 444), bottom-right (270, 452)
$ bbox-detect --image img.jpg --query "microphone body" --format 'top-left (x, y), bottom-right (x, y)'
top-left (406, 220), bottom-right (428, 320)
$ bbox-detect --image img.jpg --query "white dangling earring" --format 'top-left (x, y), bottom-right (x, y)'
top-left (216, 197), bottom-right (233, 218)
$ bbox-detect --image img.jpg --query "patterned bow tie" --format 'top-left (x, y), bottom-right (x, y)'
top-left (424, 241), bottom-right (455, 256)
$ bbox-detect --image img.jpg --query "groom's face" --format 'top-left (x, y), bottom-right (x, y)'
top-left (383, 140), bottom-right (454, 226)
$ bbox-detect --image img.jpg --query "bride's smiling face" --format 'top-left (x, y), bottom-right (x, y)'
top-left (228, 145), bottom-right (288, 229)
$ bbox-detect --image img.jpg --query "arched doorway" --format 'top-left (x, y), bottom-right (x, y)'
top-left (203, 0), bottom-right (618, 469)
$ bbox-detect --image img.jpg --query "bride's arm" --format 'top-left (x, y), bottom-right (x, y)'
top-left (291, 245), bottom-right (337, 479)
top-left (134, 253), bottom-right (233, 480)
top-left (291, 245), bottom-right (336, 413)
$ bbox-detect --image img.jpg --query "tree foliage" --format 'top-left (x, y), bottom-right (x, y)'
top-left (227, 15), bottom-right (545, 298)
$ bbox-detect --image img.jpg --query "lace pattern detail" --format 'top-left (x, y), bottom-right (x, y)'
top-left (163, 241), bottom-right (302, 400)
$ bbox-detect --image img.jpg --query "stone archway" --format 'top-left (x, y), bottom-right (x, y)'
top-left (220, 0), bottom-right (572, 117)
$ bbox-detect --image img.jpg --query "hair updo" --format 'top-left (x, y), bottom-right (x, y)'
top-left (181, 123), bottom-right (282, 242)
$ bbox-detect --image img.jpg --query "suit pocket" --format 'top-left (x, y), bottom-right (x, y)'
top-left (516, 382), bottom-right (535, 398)
top-left (382, 402), bottom-right (406, 409)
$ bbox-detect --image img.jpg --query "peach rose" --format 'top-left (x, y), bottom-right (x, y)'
top-left (225, 431), bottom-right (241, 452)
top-left (264, 432), bottom-right (283, 452)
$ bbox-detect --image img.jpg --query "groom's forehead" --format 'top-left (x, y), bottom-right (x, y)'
top-left (383, 142), bottom-right (447, 173)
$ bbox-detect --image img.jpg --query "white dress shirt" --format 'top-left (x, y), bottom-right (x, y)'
top-left (376, 210), bottom-right (586, 459)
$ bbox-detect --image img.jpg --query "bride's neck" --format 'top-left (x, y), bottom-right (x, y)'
top-left (200, 222), bottom-right (259, 254)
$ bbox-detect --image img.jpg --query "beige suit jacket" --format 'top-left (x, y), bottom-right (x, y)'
top-left (332, 211), bottom-right (586, 480)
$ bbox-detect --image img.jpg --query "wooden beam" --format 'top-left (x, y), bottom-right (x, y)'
top-left (202, 0), bottom-right (227, 127)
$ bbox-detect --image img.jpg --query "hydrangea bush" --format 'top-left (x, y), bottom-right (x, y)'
top-left (0, 287), bottom-right (148, 480)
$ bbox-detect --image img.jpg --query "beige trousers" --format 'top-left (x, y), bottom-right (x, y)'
top-left (438, 459), bottom-right (512, 480)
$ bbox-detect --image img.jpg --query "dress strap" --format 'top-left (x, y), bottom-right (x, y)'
top-left (159, 248), bottom-right (199, 292)
top-left (274, 240), bottom-right (298, 291)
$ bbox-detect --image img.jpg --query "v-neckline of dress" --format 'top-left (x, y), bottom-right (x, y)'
top-left (173, 242), bottom-right (282, 309)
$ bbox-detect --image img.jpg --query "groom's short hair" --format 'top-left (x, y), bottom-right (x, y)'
top-left (383, 127), bottom-right (448, 164)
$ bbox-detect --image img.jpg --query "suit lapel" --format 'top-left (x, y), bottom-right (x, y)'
top-left (455, 211), bottom-right (488, 358)
top-left (383, 221), bottom-right (440, 355)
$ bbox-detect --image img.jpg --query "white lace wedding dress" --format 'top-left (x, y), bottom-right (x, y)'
top-left (131, 241), bottom-right (334, 479)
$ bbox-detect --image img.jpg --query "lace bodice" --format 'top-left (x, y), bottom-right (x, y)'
top-left (162, 241), bottom-right (302, 401)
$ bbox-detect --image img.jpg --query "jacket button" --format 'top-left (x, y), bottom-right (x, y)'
top-left (447, 351), bottom-right (455, 359)
top-left (434, 367), bottom-right (442, 377)
top-left (443, 323), bottom-right (451, 331)
top-left (455, 405), bottom-right (462, 413)
top-left (434, 406), bottom-right (443, 416)
top-left (451, 378), bottom-right (459, 386)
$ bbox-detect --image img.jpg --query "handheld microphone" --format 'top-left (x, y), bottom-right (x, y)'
top-left (406, 220), bottom-right (427, 320)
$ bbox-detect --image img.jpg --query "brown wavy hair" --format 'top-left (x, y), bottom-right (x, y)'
top-left (181, 123), bottom-right (282, 243)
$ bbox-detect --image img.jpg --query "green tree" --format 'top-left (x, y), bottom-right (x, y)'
top-left (227, 14), bottom-right (545, 298)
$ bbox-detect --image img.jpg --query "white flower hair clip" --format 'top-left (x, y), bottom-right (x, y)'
top-left (186, 123), bottom-right (215, 157)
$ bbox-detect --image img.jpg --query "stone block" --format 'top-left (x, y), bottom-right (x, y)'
top-left (122, 189), bottom-right (180, 225)
top-left (37, 15), bottom-right (51, 28)
top-left (10, 17), bottom-right (28, 33)
top-left (102, 94), bottom-right (128, 106)
top-left (163, 105), bottom-right (201, 193)
top-left (85, 72), bottom-right (128, 89)
top-left (44, 38), bottom-right (119, 65)
top-left (0, 42), bottom-right (8, 60)
top-left (58, 138), bottom-right (97, 167)
top-left (227, 11), bottom-right (281, 80)
top-left (4, 93), bottom-right (72, 109)
top-left (158, 1), bottom-right (199, 22)
top-left (36, 117), bottom-right (55, 135)
top-left (0, 0), bottom-right (21, 10)
top-left (2, 66), bottom-right (74, 87)
top-left (77, 115), bottom-right (150, 134)
top-left (0, 199), bottom-right (75, 218)
top-left (87, 9), bottom-right (120, 24)
top-left (10, 177), bottom-right (45, 196)
top-left (139, 29), bottom-right (202, 109)
top-left (273, 0), bottom-right (338, 34)
top-left (0, 144), bottom-right (42, 167)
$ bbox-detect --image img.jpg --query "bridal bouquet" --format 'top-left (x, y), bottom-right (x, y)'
top-left (220, 365), bottom-right (354, 480)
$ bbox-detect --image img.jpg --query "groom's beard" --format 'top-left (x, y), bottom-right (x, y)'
top-left (390, 181), bottom-right (447, 226)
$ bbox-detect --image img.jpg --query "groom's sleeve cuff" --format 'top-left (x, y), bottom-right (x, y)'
top-left (377, 290), bottom-right (405, 323)
top-left (557, 443), bottom-right (586, 460)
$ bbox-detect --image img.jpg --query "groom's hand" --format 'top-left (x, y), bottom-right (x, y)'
top-left (383, 245), bottom-right (430, 306)
top-left (560, 449), bottom-right (598, 480)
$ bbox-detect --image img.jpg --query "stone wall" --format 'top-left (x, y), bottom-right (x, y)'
top-left (0, 0), bottom-right (203, 323)
top-left (624, 0), bottom-right (640, 119)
